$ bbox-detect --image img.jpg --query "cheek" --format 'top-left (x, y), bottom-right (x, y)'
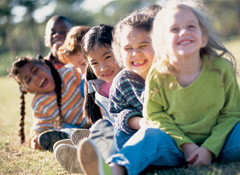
top-left (123, 58), bottom-right (130, 68)
top-left (91, 66), bottom-right (101, 77)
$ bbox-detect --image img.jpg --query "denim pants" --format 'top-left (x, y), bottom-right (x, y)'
top-left (60, 122), bottom-right (85, 137)
top-left (114, 127), bottom-right (136, 150)
top-left (107, 122), bottom-right (240, 175)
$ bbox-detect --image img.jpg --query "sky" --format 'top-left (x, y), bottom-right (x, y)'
top-left (81, 0), bottom-right (113, 13)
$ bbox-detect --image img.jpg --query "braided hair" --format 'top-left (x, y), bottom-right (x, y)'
top-left (8, 56), bottom-right (62, 144)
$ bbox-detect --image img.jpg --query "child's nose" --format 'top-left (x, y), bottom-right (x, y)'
top-left (32, 75), bottom-right (41, 83)
top-left (100, 65), bottom-right (108, 72)
top-left (179, 29), bottom-right (189, 36)
top-left (53, 31), bottom-right (66, 38)
top-left (132, 49), bottom-right (141, 57)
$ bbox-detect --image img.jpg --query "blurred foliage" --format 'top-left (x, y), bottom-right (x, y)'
top-left (0, 0), bottom-right (239, 76)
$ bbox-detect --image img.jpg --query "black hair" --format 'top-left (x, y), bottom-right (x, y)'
top-left (48, 15), bottom-right (73, 26)
top-left (81, 24), bottom-right (114, 59)
top-left (8, 56), bottom-right (62, 144)
top-left (83, 67), bottom-right (102, 124)
top-left (81, 24), bottom-right (114, 124)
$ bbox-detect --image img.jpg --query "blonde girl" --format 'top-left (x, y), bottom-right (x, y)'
top-left (144, 0), bottom-right (240, 167)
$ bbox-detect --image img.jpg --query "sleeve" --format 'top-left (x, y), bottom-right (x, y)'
top-left (109, 70), bottom-right (144, 134)
top-left (201, 61), bottom-right (240, 157)
top-left (143, 66), bottom-right (194, 149)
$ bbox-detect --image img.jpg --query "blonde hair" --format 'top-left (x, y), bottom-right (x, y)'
top-left (58, 25), bottom-right (90, 64)
top-left (152, 0), bottom-right (236, 75)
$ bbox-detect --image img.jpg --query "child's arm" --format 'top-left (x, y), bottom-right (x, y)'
top-left (200, 59), bottom-right (240, 157)
top-left (109, 70), bottom-right (145, 133)
top-left (127, 116), bottom-right (142, 130)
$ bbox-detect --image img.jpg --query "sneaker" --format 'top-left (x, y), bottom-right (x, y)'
top-left (53, 139), bottom-right (73, 151)
top-left (89, 119), bottom-right (116, 159)
top-left (54, 144), bottom-right (83, 174)
top-left (78, 138), bottom-right (112, 175)
top-left (71, 129), bottom-right (90, 147)
top-left (38, 130), bottom-right (69, 151)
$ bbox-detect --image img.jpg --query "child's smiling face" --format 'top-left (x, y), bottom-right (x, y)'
top-left (44, 18), bottom-right (73, 58)
top-left (87, 46), bottom-right (121, 83)
top-left (162, 7), bottom-right (208, 59)
top-left (19, 62), bottom-right (55, 93)
top-left (120, 26), bottom-right (154, 80)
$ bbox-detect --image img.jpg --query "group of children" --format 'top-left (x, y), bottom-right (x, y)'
top-left (8, 0), bottom-right (240, 175)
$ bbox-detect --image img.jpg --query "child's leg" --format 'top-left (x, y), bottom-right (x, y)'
top-left (107, 127), bottom-right (185, 175)
top-left (217, 122), bottom-right (240, 162)
top-left (114, 126), bottom-right (135, 150)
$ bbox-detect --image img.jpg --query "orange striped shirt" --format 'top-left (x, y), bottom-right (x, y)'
top-left (30, 66), bottom-right (86, 136)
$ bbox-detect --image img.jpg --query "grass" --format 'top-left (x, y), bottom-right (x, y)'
top-left (0, 38), bottom-right (240, 175)
top-left (0, 77), bottom-right (67, 175)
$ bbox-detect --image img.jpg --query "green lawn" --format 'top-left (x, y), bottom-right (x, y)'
top-left (0, 38), bottom-right (240, 174)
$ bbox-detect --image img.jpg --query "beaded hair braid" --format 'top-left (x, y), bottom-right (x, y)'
top-left (8, 56), bottom-right (62, 144)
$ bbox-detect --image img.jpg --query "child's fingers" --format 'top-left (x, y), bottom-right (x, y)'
top-left (187, 152), bottom-right (198, 166)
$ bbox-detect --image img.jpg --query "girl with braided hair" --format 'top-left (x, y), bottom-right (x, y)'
top-left (8, 56), bottom-right (89, 151)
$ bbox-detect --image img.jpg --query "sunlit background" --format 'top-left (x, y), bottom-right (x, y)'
top-left (0, 0), bottom-right (239, 76)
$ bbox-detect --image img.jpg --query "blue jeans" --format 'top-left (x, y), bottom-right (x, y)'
top-left (114, 127), bottom-right (136, 150)
top-left (216, 122), bottom-right (240, 162)
top-left (108, 122), bottom-right (240, 175)
top-left (60, 122), bottom-right (85, 137)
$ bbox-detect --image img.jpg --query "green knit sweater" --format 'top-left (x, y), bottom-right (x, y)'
top-left (144, 57), bottom-right (240, 157)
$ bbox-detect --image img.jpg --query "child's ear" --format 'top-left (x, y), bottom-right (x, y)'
top-left (201, 34), bottom-right (208, 48)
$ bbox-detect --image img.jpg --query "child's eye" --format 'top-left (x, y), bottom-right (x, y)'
top-left (105, 55), bottom-right (111, 60)
top-left (25, 77), bottom-right (32, 85)
top-left (91, 62), bottom-right (98, 66)
top-left (139, 44), bottom-right (148, 49)
top-left (51, 31), bottom-right (67, 36)
top-left (124, 47), bottom-right (132, 51)
top-left (171, 27), bottom-right (179, 33)
top-left (188, 25), bottom-right (196, 29)
top-left (58, 31), bottom-right (67, 35)
top-left (33, 67), bottom-right (39, 74)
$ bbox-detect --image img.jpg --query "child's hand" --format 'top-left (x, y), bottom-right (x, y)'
top-left (30, 135), bottom-right (43, 149)
top-left (187, 147), bottom-right (212, 167)
top-left (139, 118), bottom-right (150, 128)
top-left (181, 143), bottom-right (199, 162)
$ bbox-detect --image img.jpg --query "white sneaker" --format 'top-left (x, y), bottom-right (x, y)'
top-left (78, 138), bottom-right (112, 175)
top-left (70, 129), bottom-right (90, 147)
top-left (89, 119), bottom-right (117, 159)
top-left (53, 139), bottom-right (73, 151)
top-left (54, 144), bottom-right (83, 174)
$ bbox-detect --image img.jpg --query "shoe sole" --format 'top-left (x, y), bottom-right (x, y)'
top-left (39, 131), bottom-right (68, 151)
top-left (71, 129), bottom-right (90, 146)
top-left (78, 139), bottom-right (105, 175)
top-left (90, 120), bottom-right (114, 159)
top-left (54, 144), bottom-right (82, 174)
top-left (53, 139), bottom-right (73, 151)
